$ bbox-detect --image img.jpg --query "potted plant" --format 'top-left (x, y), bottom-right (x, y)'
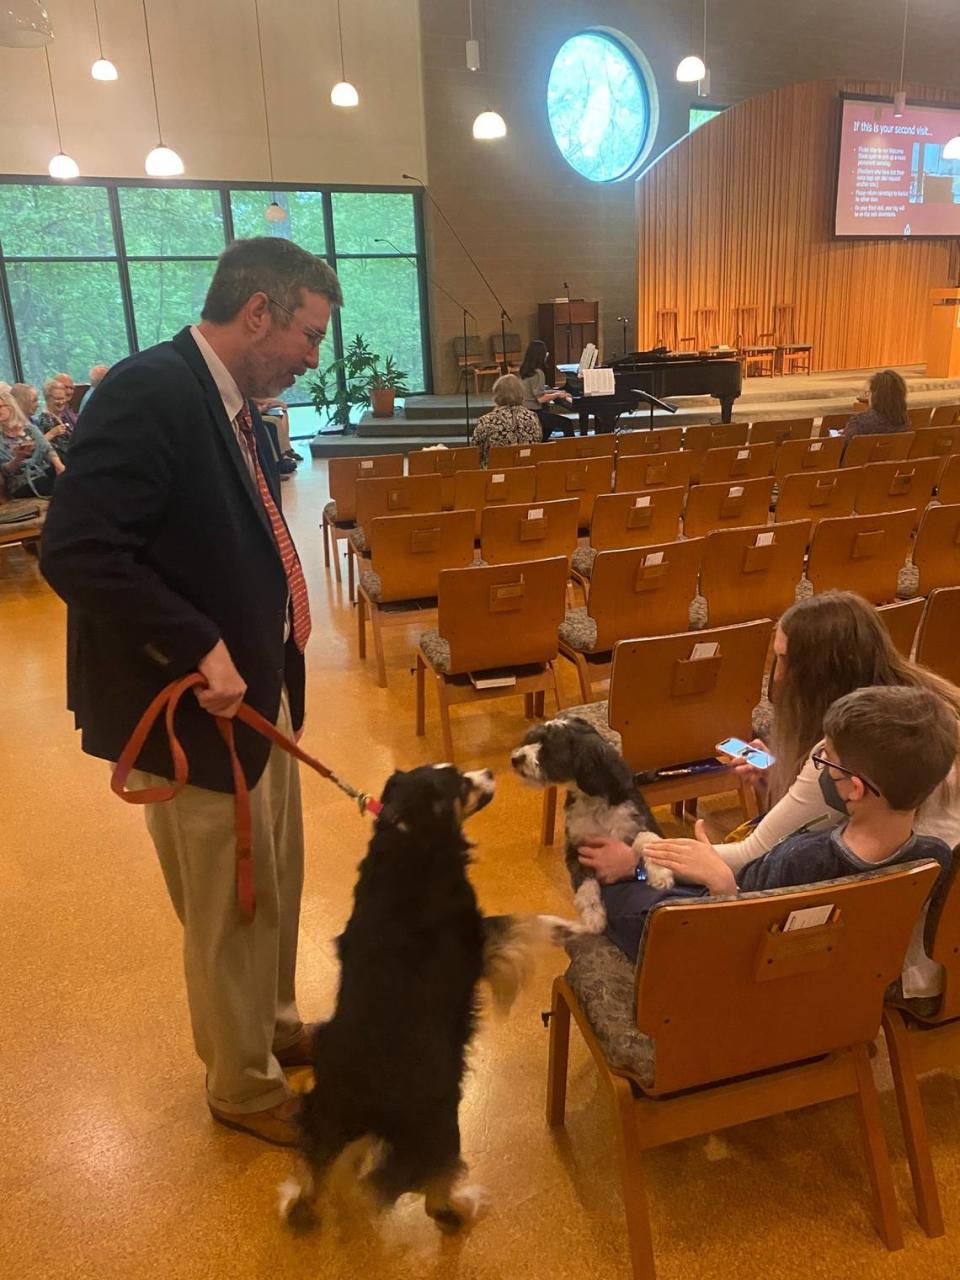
top-left (307, 334), bottom-right (376, 432)
top-left (365, 354), bottom-right (410, 418)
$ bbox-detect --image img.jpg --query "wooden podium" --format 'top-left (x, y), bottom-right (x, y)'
top-left (538, 300), bottom-right (599, 381)
top-left (926, 289), bottom-right (960, 377)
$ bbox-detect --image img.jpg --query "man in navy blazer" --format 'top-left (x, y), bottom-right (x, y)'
top-left (42, 237), bottom-right (343, 1147)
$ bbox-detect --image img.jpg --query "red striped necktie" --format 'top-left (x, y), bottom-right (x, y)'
top-left (235, 404), bottom-right (312, 653)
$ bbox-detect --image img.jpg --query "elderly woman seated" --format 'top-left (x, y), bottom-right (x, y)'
top-left (36, 376), bottom-right (75, 459)
top-left (0, 388), bottom-right (63, 498)
top-left (471, 373), bottom-right (543, 465)
top-left (10, 382), bottom-right (40, 424)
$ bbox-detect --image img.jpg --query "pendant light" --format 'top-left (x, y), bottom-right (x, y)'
top-left (254, 0), bottom-right (288, 224)
top-left (893, 0), bottom-right (909, 116)
top-left (90, 0), bottom-right (117, 80)
top-left (330, 0), bottom-right (358, 107)
top-left (677, 0), bottom-right (708, 91)
top-left (43, 46), bottom-right (79, 179)
top-left (141, 0), bottom-right (183, 176)
top-left (944, 136), bottom-right (960, 160)
top-left (0, 0), bottom-right (52, 47)
top-left (468, 1), bottom-right (506, 141)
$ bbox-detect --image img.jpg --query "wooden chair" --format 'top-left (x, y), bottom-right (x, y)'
top-left (936, 453), bottom-right (960, 505)
top-left (616, 427), bottom-right (684, 457)
top-left (322, 453), bottom-right (404, 584)
top-left (854, 456), bottom-right (943, 525)
top-left (841, 431), bottom-right (915, 468)
top-left (882, 857), bottom-right (960, 1238)
top-left (700, 520), bottom-right (810, 627)
top-left (479, 498), bottom-right (579, 566)
top-left (356, 510), bottom-right (476, 687)
top-left (615, 451), bottom-right (693, 494)
top-left (699, 441), bottom-right (776, 485)
top-left (683, 477), bottom-right (775, 539)
top-left (535, 456), bottom-right (615, 529)
top-left (773, 436), bottom-right (845, 481)
top-left (908, 425), bottom-right (960, 460)
top-left (688, 306), bottom-right (720, 350)
top-left (546, 862), bottom-right (941, 1278)
top-left (749, 417), bottom-right (814, 446)
top-left (452, 466), bottom-right (537, 539)
top-left (915, 586), bottom-right (960, 684)
top-left (775, 466), bottom-right (861, 527)
top-left (682, 422), bottom-right (750, 482)
top-left (805, 509), bottom-right (915, 604)
top-left (772, 302), bottom-right (813, 374)
top-left (487, 442), bottom-right (542, 469)
top-left (912, 503), bottom-right (960, 595)
top-left (541, 435), bottom-right (616, 461)
top-left (492, 331), bottom-right (523, 375)
top-left (907, 406), bottom-right (933, 432)
top-left (0, 496), bottom-right (46, 568)
top-left (654, 307), bottom-right (680, 351)
top-left (930, 403), bottom-right (960, 427)
top-left (733, 305), bottom-right (776, 377)
top-left (574, 489), bottom-right (687, 591)
top-left (559, 539), bottom-right (704, 701)
top-left (415, 557), bottom-right (569, 760)
top-left (876, 598), bottom-right (925, 658)
top-left (820, 411), bottom-right (853, 435)
top-left (408, 446), bottom-right (481, 510)
top-left (348, 473), bottom-right (445, 599)
top-left (453, 334), bottom-right (486, 394)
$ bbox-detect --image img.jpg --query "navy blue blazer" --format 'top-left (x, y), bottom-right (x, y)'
top-left (41, 327), bottom-right (306, 792)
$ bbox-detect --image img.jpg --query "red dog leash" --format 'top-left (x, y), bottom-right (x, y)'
top-left (112, 672), bottom-right (382, 923)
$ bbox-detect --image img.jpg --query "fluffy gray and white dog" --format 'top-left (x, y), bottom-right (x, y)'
top-left (511, 716), bottom-right (671, 933)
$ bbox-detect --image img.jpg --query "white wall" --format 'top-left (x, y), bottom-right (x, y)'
top-left (0, 0), bottom-right (426, 184)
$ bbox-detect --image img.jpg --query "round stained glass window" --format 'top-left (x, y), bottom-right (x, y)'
top-left (547, 32), bottom-right (654, 183)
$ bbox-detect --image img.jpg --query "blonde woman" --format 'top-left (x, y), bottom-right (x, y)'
top-left (471, 373), bottom-right (542, 465)
top-left (37, 376), bottom-right (75, 459)
top-left (0, 388), bottom-right (63, 498)
top-left (843, 368), bottom-right (909, 439)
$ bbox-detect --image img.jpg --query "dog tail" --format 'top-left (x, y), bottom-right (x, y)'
top-left (481, 913), bottom-right (584, 1015)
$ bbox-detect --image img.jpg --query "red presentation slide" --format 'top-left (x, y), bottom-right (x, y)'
top-left (835, 97), bottom-right (960, 237)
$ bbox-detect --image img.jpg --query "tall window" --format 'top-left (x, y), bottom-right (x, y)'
top-left (0, 180), bottom-right (430, 408)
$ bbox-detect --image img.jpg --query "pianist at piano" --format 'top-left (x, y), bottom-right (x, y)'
top-left (519, 339), bottom-right (576, 438)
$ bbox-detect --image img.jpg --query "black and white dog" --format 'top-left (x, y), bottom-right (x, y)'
top-left (279, 764), bottom-right (565, 1235)
top-left (511, 716), bottom-right (670, 933)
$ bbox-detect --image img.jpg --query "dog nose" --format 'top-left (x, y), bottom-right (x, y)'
top-left (482, 768), bottom-right (494, 780)
top-left (510, 751), bottom-right (522, 765)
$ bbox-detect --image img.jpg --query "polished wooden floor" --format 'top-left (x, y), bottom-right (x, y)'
top-left (2, 462), bottom-right (959, 1280)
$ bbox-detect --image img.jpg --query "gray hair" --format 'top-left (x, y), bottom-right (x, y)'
top-left (492, 373), bottom-right (525, 408)
top-left (201, 236), bottom-right (343, 324)
top-left (89, 364), bottom-right (109, 383)
top-left (43, 376), bottom-right (65, 399)
top-left (0, 388), bottom-right (27, 429)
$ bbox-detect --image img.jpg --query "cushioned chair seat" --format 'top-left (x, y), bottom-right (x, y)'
top-left (571, 545), bottom-right (597, 579)
top-left (558, 702), bottom-right (619, 747)
top-left (348, 525), bottom-right (368, 553)
top-left (323, 499), bottom-right (337, 521)
top-left (558, 607), bottom-right (597, 652)
top-left (897, 562), bottom-right (920, 599)
top-left (419, 628), bottom-right (451, 672)
top-left (359, 568), bottom-right (383, 601)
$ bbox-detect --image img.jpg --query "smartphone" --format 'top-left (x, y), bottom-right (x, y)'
top-left (716, 737), bottom-right (776, 769)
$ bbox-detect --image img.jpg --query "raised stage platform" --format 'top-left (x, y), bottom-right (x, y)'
top-left (306, 365), bottom-right (960, 458)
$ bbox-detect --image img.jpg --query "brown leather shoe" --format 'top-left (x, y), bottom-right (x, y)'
top-left (209, 1095), bottom-right (301, 1147)
top-left (274, 1024), bottom-right (318, 1069)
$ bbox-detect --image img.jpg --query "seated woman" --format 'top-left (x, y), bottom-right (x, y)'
top-left (518, 340), bottom-right (575, 439)
top-left (53, 372), bottom-right (80, 429)
top-left (36, 377), bottom-right (75, 459)
top-left (842, 368), bottom-right (909, 439)
top-left (10, 383), bottom-right (40, 424)
top-left (0, 388), bottom-right (64, 498)
top-left (471, 373), bottom-right (542, 465)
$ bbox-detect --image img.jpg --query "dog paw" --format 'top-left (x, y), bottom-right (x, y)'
top-left (278, 1178), bottom-right (318, 1232)
top-left (643, 860), bottom-right (675, 890)
top-left (574, 881), bottom-right (607, 934)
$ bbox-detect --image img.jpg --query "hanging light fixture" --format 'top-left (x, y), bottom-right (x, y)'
top-left (253, 0), bottom-right (287, 224)
top-left (43, 46), bottom-right (79, 179)
top-left (893, 0), bottom-right (909, 116)
top-left (90, 0), bottom-right (117, 80)
top-left (0, 0), bottom-right (52, 47)
top-left (468, 1), bottom-right (506, 141)
top-left (677, 0), bottom-right (708, 91)
top-left (944, 136), bottom-right (960, 160)
top-left (141, 0), bottom-right (183, 176)
top-left (330, 0), bottom-right (358, 107)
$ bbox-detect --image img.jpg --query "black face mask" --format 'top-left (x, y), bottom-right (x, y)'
top-left (818, 768), bottom-right (849, 814)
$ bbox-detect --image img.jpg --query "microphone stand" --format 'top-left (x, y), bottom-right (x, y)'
top-left (374, 238), bottom-right (477, 444)
top-left (403, 173), bottom-right (512, 375)
top-left (616, 315), bottom-right (630, 357)
top-left (562, 281), bottom-right (574, 373)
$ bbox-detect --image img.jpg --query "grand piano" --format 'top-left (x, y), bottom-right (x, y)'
top-left (559, 349), bottom-right (743, 430)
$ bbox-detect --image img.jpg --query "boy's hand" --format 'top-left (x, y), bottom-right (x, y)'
top-left (643, 837), bottom-right (737, 895)
top-left (577, 836), bottom-right (637, 884)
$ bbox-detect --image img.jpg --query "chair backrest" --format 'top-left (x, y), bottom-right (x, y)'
top-left (805, 509), bottom-right (915, 603)
top-left (774, 466), bottom-right (860, 527)
top-left (908, 425), bottom-right (960, 460)
top-left (367, 510), bottom-right (476, 603)
top-left (436, 556), bottom-right (569, 674)
top-left (608, 618), bottom-right (773, 773)
top-left (930, 403), bottom-right (960, 427)
top-left (682, 422), bottom-right (750, 481)
top-left (700, 520), bottom-right (810, 627)
top-left (912, 503), bottom-right (960, 595)
top-left (692, 307), bottom-right (719, 349)
top-left (750, 417), bottom-right (815, 446)
top-left (535, 456), bottom-right (614, 527)
top-left (841, 430), bottom-right (915, 468)
top-left (354, 472), bottom-right (444, 535)
top-left (854, 456), bottom-right (943, 522)
top-left (655, 307), bottom-right (680, 351)
top-left (479, 498), bottom-right (579, 566)
top-left (589, 488), bottom-right (686, 551)
top-left (916, 586), bottom-right (960, 687)
top-left (616, 450), bottom-right (693, 494)
top-left (907, 405), bottom-right (933, 431)
top-left (699, 441), bottom-right (777, 485)
top-left (820, 411), bottom-right (852, 434)
top-left (616, 426), bottom-right (684, 457)
top-left (487, 441), bottom-right (542, 469)
top-left (586, 539), bottom-right (703, 651)
top-left (541, 435), bottom-right (615, 461)
top-left (771, 303), bottom-right (799, 346)
top-left (733, 305), bottom-right (767, 346)
top-left (683, 477), bottom-right (775, 539)
top-left (327, 453), bottom-right (404, 523)
top-left (452, 334), bottom-right (482, 364)
top-left (922, 857), bottom-right (960, 1021)
top-left (452, 466), bottom-right (538, 538)
top-left (493, 331), bottom-right (522, 359)
top-left (876, 598), bottom-right (925, 659)
top-left (773, 436), bottom-right (844, 480)
top-left (634, 863), bottom-right (940, 1095)
top-left (937, 453), bottom-right (960, 505)
top-left (408, 446), bottom-right (482, 510)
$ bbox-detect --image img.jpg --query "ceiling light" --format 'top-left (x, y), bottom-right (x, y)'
top-left (893, 91), bottom-right (906, 118)
top-left (944, 136), bottom-right (960, 160)
top-left (893, 1), bottom-right (909, 120)
top-left (141, 0), bottom-right (184, 176)
top-left (331, 0), bottom-right (358, 108)
top-left (253, 2), bottom-right (288, 224)
top-left (90, 0), bottom-right (117, 80)
top-left (48, 151), bottom-right (79, 180)
top-left (676, 55), bottom-right (706, 83)
top-left (472, 110), bottom-right (506, 140)
top-left (0, 0), bottom-right (52, 47)
top-left (265, 200), bottom-right (288, 223)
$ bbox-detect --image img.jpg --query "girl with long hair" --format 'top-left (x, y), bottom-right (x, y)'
top-left (517, 339), bottom-right (575, 439)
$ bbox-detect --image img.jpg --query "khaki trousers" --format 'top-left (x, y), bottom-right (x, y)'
top-left (132, 695), bottom-right (304, 1113)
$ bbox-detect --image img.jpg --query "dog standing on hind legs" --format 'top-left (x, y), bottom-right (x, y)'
top-left (278, 763), bottom-right (568, 1235)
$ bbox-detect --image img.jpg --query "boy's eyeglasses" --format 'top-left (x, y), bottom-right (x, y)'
top-left (264, 295), bottom-right (326, 350)
top-left (811, 751), bottom-right (881, 797)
